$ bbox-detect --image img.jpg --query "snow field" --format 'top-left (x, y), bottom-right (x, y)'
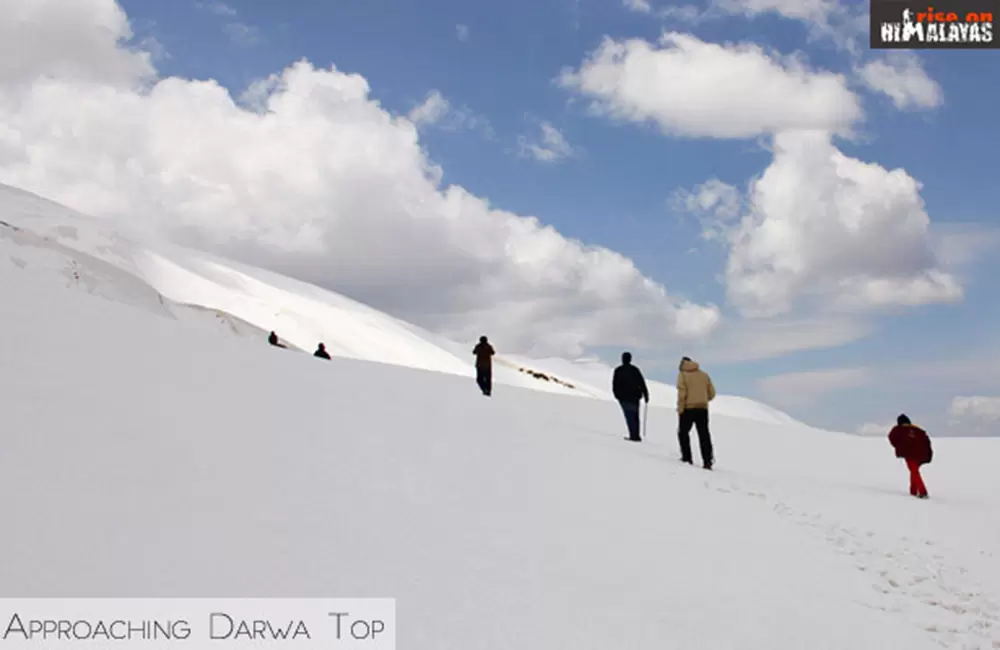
top-left (2, 272), bottom-right (999, 648)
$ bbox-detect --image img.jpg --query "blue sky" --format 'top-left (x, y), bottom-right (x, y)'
top-left (7, 0), bottom-right (1000, 434)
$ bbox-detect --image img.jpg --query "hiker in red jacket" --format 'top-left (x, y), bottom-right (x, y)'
top-left (887, 414), bottom-right (932, 499)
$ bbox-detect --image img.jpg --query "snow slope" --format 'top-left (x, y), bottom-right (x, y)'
top-left (0, 188), bottom-right (277, 344)
top-left (2, 263), bottom-right (999, 650)
top-left (0, 182), bottom-right (804, 423)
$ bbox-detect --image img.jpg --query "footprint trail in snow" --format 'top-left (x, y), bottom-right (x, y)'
top-left (704, 471), bottom-right (999, 650)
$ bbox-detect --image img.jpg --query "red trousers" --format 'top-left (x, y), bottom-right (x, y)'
top-left (906, 458), bottom-right (928, 497)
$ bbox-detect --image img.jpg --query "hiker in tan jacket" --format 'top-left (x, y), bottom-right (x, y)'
top-left (677, 357), bottom-right (716, 469)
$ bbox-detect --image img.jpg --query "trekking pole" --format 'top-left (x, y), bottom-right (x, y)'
top-left (643, 401), bottom-right (649, 440)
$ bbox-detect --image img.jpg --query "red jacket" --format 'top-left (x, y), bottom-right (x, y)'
top-left (888, 424), bottom-right (932, 465)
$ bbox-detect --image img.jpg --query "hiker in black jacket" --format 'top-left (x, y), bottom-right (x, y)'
top-left (612, 351), bottom-right (649, 442)
top-left (472, 335), bottom-right (495, 396)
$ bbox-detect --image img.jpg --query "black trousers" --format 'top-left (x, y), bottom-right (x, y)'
top-left (619, 401), bottom-right (641, 440)
top-left (476, 367), bottom-right (492, 395)
top-left (678, 408), bottom-right (713, 464)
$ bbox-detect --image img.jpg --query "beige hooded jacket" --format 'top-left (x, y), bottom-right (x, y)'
top-left (677, 358), bottom-right (715, 413)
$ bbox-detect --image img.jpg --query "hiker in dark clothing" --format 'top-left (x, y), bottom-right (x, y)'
top-left (268, 331), bottom-right (287, 348)
top-left (888, 414), bottom-right (932, 499)
top-left (473, 335), bottom-right (495, 396)
top-left (612, 352), bottom-right (649, 442)
top-left (314, 343), bottom-right (331, 359)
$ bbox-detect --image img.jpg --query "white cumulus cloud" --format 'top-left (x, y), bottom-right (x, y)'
top-left (0, 0), bottom-right (719, 358)
top-left (858, 52), bottom-right (943, 111)
top-left (718, 130), bottom-right (962, 317)
top-left (558, 33), bottom-right (862, 139)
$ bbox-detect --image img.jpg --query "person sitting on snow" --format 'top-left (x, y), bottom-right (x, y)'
top-left (314, 343), bottom-right (331, 360)
top-left (268, 331), bottom-right (287, 348)
top-left (887, 414), bottom-right (932, 499)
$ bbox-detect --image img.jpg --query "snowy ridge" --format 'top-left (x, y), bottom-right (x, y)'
top-left (0, 201), bottom-right (271, 344)
top-left (0, 182), bottom-right (804, 423)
